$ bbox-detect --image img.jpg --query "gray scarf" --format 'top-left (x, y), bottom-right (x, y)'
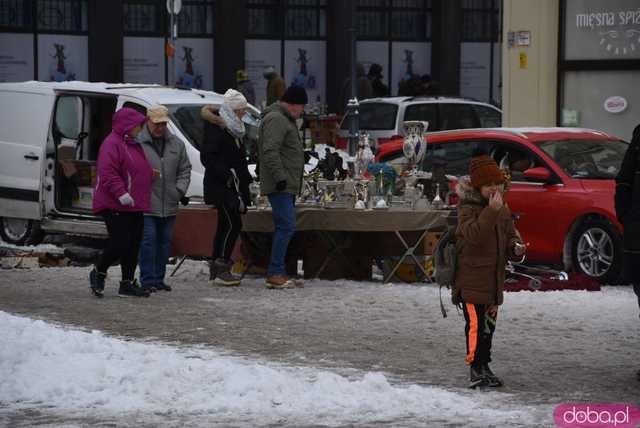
top-left (219, 103), bottom-right (246, 140)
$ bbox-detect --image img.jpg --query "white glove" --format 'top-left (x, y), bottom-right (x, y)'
top-left (118, 193), bottom-right (135, 207)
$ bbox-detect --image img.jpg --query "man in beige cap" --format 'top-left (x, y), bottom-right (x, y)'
top-left (137, 105), bottom-right (192, 293)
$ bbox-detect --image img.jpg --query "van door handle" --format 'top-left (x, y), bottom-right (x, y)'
top-left (24, 153), bottom-right (39, 160)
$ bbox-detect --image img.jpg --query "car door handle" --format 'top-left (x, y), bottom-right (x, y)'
top-left (24, 153), bottom-right (39, 160)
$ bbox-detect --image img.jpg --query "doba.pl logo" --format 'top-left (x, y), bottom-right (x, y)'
top-left (554, 403), bottom-right (640, 428)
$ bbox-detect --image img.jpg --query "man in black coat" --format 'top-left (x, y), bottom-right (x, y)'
top-left (614, 123), bottom-right (640, 381)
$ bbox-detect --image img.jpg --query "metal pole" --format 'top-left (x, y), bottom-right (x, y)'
top-left (346, 27), bottom-right (359, 158)
top-left (169, 0), bottom-right (176, 86)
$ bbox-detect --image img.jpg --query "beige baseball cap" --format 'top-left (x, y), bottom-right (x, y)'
top-left (147, 105), bottom-right (170, 123)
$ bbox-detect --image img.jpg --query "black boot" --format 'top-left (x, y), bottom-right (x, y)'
top-left (469, 364), bottom-right (489, 389)
top-left (118, 279), bottom-right (151, 298)
top-left (481, 363), bottom-right (504, 387)
top-left (89, 268), bottom-right (106, 298)
top-left (209, 259), bottom-right (218, 283)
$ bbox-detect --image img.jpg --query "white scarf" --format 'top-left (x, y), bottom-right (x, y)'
top-left (219, 103), bottom-right (246, 140)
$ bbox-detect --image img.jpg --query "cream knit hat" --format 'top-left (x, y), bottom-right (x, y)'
top-left (223, 89), bottom-right (248, 111)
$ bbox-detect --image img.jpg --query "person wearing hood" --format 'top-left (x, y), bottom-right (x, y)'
top-left (263, 65), bottom-right (285, 107)
top-left (257, 85), bottom-right (308, 289)
top-left (367, 63), bottom-right (389, 98)
top-left (137, 105), bottom-right (192, 293)
top-left (236, 69), bottom-right (256, 106)
top-left (455, 150), bottom-right (525, 388)
top-left (201, 89), bottom-right (252, 286)
top-left (614, 123), bottom-right (640, 381)
top-left (89, 107), bottom-right (153, 298)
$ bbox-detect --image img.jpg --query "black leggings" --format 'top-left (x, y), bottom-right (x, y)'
top-left (212, 202), bottom-right (242, 261)
top-left (96, 210), bottom-right (144, 281)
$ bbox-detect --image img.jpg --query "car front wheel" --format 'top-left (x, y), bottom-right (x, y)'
top-left (0, 217), bottom-right (44, 246)
top-left (571, 220), bottom-right (622, 284)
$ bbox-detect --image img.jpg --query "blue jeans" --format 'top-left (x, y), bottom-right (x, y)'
top-left (267, 192), bottom-right (296, 276)
top-left (139, 215), bottom-right (176, 286)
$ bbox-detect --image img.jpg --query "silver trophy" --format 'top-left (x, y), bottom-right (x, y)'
top-left (402, 121), bottom-right (429, 175)
top-left (354, 132), bottom-right (374, 179)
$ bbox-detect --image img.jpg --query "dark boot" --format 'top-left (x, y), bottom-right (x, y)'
top-left (155, 282), bottom-right (172, 291)
top-left (209, 259), bottom-right (218, 283)
top-left (469, 364), bottom-right (488, 389)
top-left (118, 279), bottom-right (151, 298)
top-left (89, 268), bottom-right (106, 298)
top-left (481, 363), bottom-right (504, 387)
top-left (212, 259), bottom-right (241, 286)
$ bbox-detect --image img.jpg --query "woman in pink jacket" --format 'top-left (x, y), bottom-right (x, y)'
top-left (89, 107), bottom-right (153, 298)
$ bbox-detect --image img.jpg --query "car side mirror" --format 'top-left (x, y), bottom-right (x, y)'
top-left (522, 166), bottom-right (552, 182)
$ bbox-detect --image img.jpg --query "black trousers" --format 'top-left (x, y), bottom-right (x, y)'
top-left (96, 210), bottom-right (144, 281)
top-left (462, 302), bottom-right (498, 366)
top-left (213, 202), bottom-right (242, 261)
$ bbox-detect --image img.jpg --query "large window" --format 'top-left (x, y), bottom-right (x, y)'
top-left (37, 0), bottom-right (87, 33)
top-left (286, 0), bottom-right (326, 38)
top-left (461, 0), bottom-right (500, 42)
top-left (178, 0), bottom-right (215, 36)
top-left (0, 0), bottom-right (34, 31)
top-left (357, 0), bottom-right (432, 40)
top-left (247, 0), bottom-right (326, 39)
top-left (124, 0), bottom-right (214, 36)
top-left (123, 0), bottom-right (163, 35)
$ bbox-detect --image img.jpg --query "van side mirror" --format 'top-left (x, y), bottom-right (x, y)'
top-left (523, 166), bottom-right (552, 182)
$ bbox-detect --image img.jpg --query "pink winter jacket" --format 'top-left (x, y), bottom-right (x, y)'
top-left (93, 108), bottom-right (153, 214)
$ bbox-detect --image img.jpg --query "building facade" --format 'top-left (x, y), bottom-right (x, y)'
top-left (0, 0), bottom-right (502, 113)
top-left (503, 0), bottom-right (640, 140)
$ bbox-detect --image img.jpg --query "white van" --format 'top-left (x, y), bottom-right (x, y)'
top-left (0, 81), bottom-right (260, 245)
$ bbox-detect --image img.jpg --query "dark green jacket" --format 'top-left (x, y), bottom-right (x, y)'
top-left (258, 103), bottom-right (304, 196)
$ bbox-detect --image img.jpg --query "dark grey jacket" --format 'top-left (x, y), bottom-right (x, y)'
top-left (615, 125), bottom-right (640, 282)
top-left (139, 124), bottom-right (192, 217)
top-left (257, 102), bottom-right (304, 196)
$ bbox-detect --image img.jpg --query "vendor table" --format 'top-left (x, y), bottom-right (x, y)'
top-left (242, 207), bottom-right (452, 283)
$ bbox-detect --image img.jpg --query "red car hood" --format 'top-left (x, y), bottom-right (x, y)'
top-left (579, 179), bottom-right (615, 193)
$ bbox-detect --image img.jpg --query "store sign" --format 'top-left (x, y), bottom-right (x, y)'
top-left (603, 96), bottom-right (628, 113)
top-left (565, 0), bottom-right (640, 60)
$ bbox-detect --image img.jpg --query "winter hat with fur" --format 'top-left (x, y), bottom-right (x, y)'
top-left (223, 88), bottom-right (248, 111)
top-left (469, 148), bottom-right (504, 189)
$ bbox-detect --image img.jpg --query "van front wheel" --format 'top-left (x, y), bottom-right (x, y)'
top-left (0, 217), bottom-right (44, 246)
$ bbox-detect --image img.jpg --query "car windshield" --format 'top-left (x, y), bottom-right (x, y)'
top-left (166, 104), bottom-right (260, 150)
top-left (537, 139), bottom-right (628, 179)
top-left (340, 102), bottom-right (398, 130)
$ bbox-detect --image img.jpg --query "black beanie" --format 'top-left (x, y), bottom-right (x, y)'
top-left (281, 85), bottom-right (308, 105)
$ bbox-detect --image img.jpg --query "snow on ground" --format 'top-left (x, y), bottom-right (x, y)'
top-left (0, 311), bottom-right (537, 428)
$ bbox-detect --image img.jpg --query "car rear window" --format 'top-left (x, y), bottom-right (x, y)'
top-left (340, 102), bottom-right (398, 130)
top-left (473, 105), bottom-right (501, 127)
top-left (439, 104), bottom-right (480, 130)
top-left (403, 103), bottom-right (438, 131)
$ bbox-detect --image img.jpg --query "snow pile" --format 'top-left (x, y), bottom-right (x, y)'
top-left (0, 312), bottom-right (536, 427)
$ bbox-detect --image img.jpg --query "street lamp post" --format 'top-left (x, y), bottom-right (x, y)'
top-left (166, 0), bottom-right (182, 86)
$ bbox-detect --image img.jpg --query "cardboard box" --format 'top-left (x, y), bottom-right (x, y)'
top-left (423, 231), bottom-right (444, 255)
top-left (57, 144), bottom-right (76, 161)
top-left (71, 186), bottom-right (94, 210)
top-left (73, 161), bottom-right (97, 187)
top-left (59, 160), bottom-right (78, 178)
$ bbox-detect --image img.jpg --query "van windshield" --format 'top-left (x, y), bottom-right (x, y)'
top-left (340, 102), bottom-right (398, 130)
top-left (166, 104), bottom-right (260, 150)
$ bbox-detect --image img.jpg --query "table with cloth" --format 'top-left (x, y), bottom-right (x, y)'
top-left (245, 207), bottom-right (452, 282)
top-left (172, 205), bottom-right (453, 282)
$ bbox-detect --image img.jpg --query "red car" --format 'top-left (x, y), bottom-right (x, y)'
top-left (375, 128), bottom-right (628, 284)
